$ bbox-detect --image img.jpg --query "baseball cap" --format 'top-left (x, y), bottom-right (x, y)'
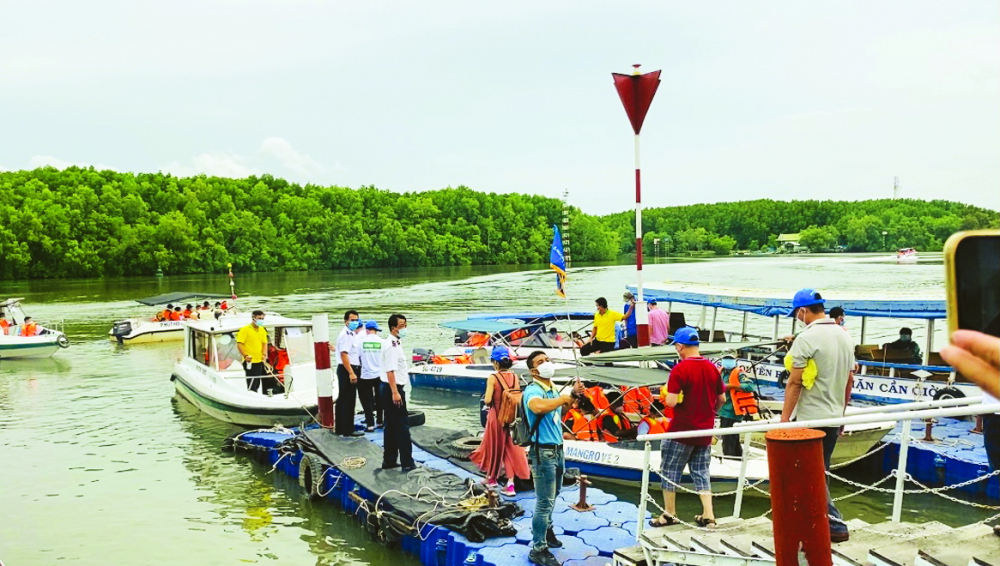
top-left (365, 320), bottom-right (382, 331)
top-left (673, 326), bottom-right (700, 346)
top-left (490, 345), bottom-right (512, 362)
top-left (647, 298), bottom-right (657, 305)
top-left (789, 288), bottom-right (824, 316)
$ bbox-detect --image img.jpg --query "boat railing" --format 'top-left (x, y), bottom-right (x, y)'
top-left (633, 394), bottom-right (999, 541)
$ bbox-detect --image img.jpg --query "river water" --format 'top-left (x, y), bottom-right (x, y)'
top-left (0, 254), bottom-right (993, 565)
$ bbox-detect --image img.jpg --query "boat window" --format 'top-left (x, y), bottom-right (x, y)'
top-left (215, 332), bottom-right (241, 371)
top-left (278, 326), bottom-right (314, 364)
top-left (191, 330), bottom-right (212, 367)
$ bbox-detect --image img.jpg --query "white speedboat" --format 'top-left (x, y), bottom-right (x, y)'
top-left (0, 298), bottom-right (69, 359)
top-left (170, 314), bottom-right (323, 426)
top-left (410, 358), bottom-right (579, 393)
top-left (109, 292), bottom-right (234, 344)
top-left (895, 248), bottom-right (918, 263)
top-left (422, 312), bottom-right (595, 364)
top-left (625, 284), bottom-right (976, 405)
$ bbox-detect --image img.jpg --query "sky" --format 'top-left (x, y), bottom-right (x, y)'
top-left (1, 1), bottom-right (998, 214)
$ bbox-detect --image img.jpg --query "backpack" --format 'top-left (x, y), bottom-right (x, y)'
top-left (493, 373), bottom-right (522, 427)
top-left (511, 383), bottom-right (545, 447)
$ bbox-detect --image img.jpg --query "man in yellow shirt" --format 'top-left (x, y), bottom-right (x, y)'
top-left (237, 310), bottom-right (271, 392)
top-left (581, 297), bottom-right (633, 356)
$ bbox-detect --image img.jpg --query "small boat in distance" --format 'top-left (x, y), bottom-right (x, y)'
top-left (895, 247), bottom-right (918, 263)
top-left (0, 298), bottom-right (70, 358)
top-left (170, 313), bottom-right (320, 426)
top-left (109, 291), bottom-right (233, 344)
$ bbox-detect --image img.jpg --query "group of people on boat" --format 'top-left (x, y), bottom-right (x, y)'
top-left (154, 301), bottom-right (228, 322)
top-left (579, 292), bottom-right (671, 355)
top-left (0, 314), bottom-right (41, 336)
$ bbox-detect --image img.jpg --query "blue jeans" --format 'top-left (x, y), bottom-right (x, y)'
top-left (529, 445), bottom-right (564, 552)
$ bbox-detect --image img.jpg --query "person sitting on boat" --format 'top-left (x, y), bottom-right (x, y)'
top-left (637, 400), bottom-right (670, 436)
top-left (186, 304), bottom-right (200, 320)
top-left (717, 355), bottom-right (758, 458)
top-left (469, 346), bottom-right (531, 495)
top-left (19, 317), bottom-right (39, 337)
top-left (883, 327), bottom-right (922, 365)
top-left (221, 300), bottom-right (229, 311)
top-left (597, 391), bottom-right (638, 442)
top-left (182, 304), bottom-right (194, 319)
top-left (0, 314), bottom-right (9, 335)
top-left (562, 396), bottom-right (598, 440)
top-left (161, 304), bottom-right (174, 321)
top-left (581, 297), bottom-right (633, 356)
top-left (198, 301), bottom-right (211, 311)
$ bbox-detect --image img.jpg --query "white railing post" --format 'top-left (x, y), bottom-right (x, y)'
top-left (733, 431), bottom-right (753, 518)
top-left (637, 440), bottom-right (652, 539)
top-left (891, 418), bottom-right (912, 523)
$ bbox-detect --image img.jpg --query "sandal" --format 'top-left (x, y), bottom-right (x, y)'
top-left (694, 515), bottom-right (716, 527)
top-left (648, 514), bottom-right (679, 527)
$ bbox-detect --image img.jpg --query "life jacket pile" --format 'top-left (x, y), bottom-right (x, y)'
top-left (621, 386), bottom-right (653, 414)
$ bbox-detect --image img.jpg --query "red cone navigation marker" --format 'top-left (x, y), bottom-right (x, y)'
top-left (612, 64), bottom-right (661, 347)
top-left (313, 314), bottom-right (334, 428)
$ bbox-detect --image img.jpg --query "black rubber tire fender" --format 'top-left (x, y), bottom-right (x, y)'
top-left (932, 386), bottom-right (965, 401)
top-left (450, 436), bottom-right (482, 460)
top-left (57, 335), bottom-right (70, 348)
top-left (298, 454), bottom-right (325, 501)
top-left (407, 410), bottom-right (426, 427)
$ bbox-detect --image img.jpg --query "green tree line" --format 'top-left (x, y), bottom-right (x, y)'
top-left (603, 198), bottom-right (999, 254)
top-left (0, 168), bottom-right (995, 279)
top-left (0, 167), bottom-right (622, 279)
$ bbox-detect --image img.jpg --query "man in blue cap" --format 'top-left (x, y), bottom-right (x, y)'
top-left (649, 326), bottom-right (724, 529)
top-left (781, 288), bottom-right (855, 543)
top-left (358, 320), bottom-right (385, 432)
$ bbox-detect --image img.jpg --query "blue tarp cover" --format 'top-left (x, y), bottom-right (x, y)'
top-left (629, 287), bottom-right (945, 320)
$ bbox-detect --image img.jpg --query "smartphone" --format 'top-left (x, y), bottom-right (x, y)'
top-left (944, 230), bottom-right (1000, 337)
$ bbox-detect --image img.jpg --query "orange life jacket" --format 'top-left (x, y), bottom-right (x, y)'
top-left (22, 322), bottom-right (38, 337)
top-left (0, 319), bottom-right (9, 335)
top-left (220, 301), bottom-right (229, 310)
top-left (268, 346), bottom-right (291, 384)
top-left (430, 355), bottom-right (453, 365)
top-left (182, 309), bottom-right (193, 319)
top-left (507, 328), bottom-right (528, 341)
top-left (453, 354), bottom-right (473, 364)
top-left (639, 416), bottom-right (670, 435)
top-left (170, 311), bottom-right (181, 321)
top-left (586, 386), bottom-right (610, 411)
top-left (622, 386), bottom-right (653, 415)
top-left (162, 309), bottom-right (172, 320)
top-left (728, 368), bottom-right (758, 416)
top-left (467, 333), bottom-right (489, 347)
top-left (595, 413), bottom-right (632, 443)
top-left (563, 408), bottom-right (597, 440)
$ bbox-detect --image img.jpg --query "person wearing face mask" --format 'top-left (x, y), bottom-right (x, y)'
top-left (523, 351), bottom-right (584, 566)
top-left (829, 306), bottom-right (846, 328)
top-left (883, 327), bottom-right (922, 365)
top-left (237, 310), bottom-right (271, 392)
top-left (717, 355), bottom-right (757, 458)
top-left (780, 289), bottom-right (854, 543)
top-left (380, 314), bottom-right (416, 471)
top-left (336, 310), bottom-right (364, 437)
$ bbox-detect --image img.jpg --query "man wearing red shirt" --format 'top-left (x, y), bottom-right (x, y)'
top-left (649, 326), bottom-right (725, 528)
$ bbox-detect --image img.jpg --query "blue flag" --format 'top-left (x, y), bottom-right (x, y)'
top-left (550, 225), bottom-right (567, 298)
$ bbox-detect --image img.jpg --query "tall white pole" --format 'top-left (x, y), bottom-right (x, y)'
top-left (313, 314), bottom-right (334, 428)
top-left (634, 133), bottom-right (650, 346)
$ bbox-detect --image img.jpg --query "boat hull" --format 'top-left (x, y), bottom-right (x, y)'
top-left (0, 334), bottom-right (66, 359)
top-left (109, 320), bottom-right (186, 344)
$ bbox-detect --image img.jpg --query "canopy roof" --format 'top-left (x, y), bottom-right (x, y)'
top-left (553, 365), bottom-right (669, 388)
top-left (439, 319), bottom-right (526, 333)
top-left (136, 292), bottom-right (233, 306)
top-left (629, 285), bottom-right (945, 320)
top-left (581, 340), bottom-right (780, 363)
top-left (466, 312), bottom-right (595, 323)
top-left (186, 313), bottom-right (309, 334)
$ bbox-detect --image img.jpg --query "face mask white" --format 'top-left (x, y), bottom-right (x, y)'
top-left (536, 361), bottom-right (556, 379)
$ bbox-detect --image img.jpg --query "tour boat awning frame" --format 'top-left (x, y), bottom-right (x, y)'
top-left (628, 286), bottom-right (945, 320)
top-left (439, 319), bottom-right (528, 334)
top-left (136, 292), bottom-right (233, 306)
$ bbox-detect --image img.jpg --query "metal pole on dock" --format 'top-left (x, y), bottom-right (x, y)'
top-left (891, 419), bottom-right (912, 523)
top-left (732, 431), bottom-right (754, 519)
top-left (766, 428), bottom-right (832, 566)
top-left (636, 441), bottom-right (652, 539)
top-left (613, 64), bottom-right (660, 347)
top-left (313, 314), bottom-right (335, 428)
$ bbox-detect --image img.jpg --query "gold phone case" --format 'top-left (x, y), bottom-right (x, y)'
top-left (943, 230), bottom-right (1000, 336)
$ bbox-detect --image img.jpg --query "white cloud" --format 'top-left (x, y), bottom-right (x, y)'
top-left (161, 152), bottom-right (257, 178)
top-left (27, 155), bottom-right (117, 171)
top-left (259, 137), bottom-right (326, 176)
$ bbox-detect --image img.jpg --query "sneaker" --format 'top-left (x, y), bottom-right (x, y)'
top-left (545, 528), bottom-right (563, 548)
top-left (527, 548), bottom-right (561, 566)
top-left (503, 483), bottom-right (516, 496)
top-left (365, 426), bottom-right (375, 433)
top-left (830, 531), bottom-right (850, 543)
top-left (484, 478), bottom-right (500, 488)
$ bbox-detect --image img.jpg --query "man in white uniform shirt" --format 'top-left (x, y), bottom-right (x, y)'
top-left (358, 320), bottom-right (385, 433)
top-left (336, 310), bottom-right (363, 437)
top-left (380, 313), bottom-right (415, 471)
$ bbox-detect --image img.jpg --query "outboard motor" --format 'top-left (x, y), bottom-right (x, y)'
top-left (411, 348), bottom-right (434, 364)
top-left (111, 320), bottom-right (133, 344)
